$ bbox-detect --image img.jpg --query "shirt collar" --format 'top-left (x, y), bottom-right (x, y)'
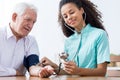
top-left (6, 24), bottom-right (27, 40)
top-left (6, 24), bottom-right (14, 39)
top-left (81, 23), bottom-right (91, 34)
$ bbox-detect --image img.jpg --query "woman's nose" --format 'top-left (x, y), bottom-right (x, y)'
top-left (67, 15), bottom-right (72, 20)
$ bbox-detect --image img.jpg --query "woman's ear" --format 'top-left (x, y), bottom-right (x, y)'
top-left (80, 7), bottom-right (84, 14)
top-left (12, 13), bottom-right (17, 22)
top-left (80, 7), bottom-right (86, 20)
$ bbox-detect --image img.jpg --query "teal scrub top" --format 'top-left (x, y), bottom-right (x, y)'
top-left (64, 24), bottom-right (110, 68)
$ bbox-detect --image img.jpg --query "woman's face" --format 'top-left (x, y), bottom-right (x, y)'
top-left (61, 3), bottom-right (84, 31)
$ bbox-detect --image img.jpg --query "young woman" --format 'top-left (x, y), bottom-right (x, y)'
top-left (41, 0), bottom-right (110, 76)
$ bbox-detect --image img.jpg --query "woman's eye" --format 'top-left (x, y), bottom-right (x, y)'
top-left (63, 15), bottom-right (68, 19)
top-left (63, 15), bottom-right (67, 18)
top-left (62, 11), bottom-right (74, 19)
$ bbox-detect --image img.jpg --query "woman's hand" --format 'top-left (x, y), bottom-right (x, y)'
top-left (41, 57), bottom-right (58, 68)
top-left (63, 61), bottom-right (79, 75)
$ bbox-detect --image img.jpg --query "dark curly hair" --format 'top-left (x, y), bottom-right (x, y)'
top-left (58, 0), bottom-right (106, 37)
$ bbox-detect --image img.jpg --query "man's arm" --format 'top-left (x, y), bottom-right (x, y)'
top-left (24, 54), bottom-right (54, 77)
top-left (0, 66), bottom-right (18, 76)
top-left (29, 65), bottom-right (54, 77)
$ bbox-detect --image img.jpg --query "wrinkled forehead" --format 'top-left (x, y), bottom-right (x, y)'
top-left (22, 8), bottom-right (37, 21)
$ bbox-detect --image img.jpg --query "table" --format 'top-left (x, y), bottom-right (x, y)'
top-left (0, 75), bottom-right (120, 80)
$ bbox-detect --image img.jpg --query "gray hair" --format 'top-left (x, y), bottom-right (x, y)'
top-left (11, 2), bottom-right (38, 16)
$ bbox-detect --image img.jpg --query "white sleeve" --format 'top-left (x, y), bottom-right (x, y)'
top-left (25, 36), bottom-right (39, 57)
top-left (0, 66), bottom-right (16, 76)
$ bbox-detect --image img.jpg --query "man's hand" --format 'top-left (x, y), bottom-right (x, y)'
top-left (39, 65), bottom-right (55, 77)
top-left (16, 70), bottom-right (23, 76)
top-left (29, 65), bottom-right (55, 78)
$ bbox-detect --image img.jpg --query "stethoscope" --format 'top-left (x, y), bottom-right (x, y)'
top-left (56, 24), bottom-right (84, 75)
top-left (62, 12), bottom-right (86, 62)
top-left (58, 11), bottom-right (87, 73)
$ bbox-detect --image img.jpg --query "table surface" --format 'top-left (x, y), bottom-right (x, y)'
top-left (0, 75), bottom-right (120, 80)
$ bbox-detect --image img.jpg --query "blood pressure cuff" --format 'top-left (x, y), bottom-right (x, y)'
top-left (24, 54), bottom-right (39, 71)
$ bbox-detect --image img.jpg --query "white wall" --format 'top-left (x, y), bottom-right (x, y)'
top-left (0, 0), bottom-right (120, 63)
top-left (91, 0), bottom-right (120, 55)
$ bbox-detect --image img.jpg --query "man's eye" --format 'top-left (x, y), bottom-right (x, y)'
top-left (26, 19), bottom-right (31, 21)
top-left (70, 11), bottom-right (74, 14)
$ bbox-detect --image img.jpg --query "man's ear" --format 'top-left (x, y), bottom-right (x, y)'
top-left (12, 13), bottom-right (17, 22)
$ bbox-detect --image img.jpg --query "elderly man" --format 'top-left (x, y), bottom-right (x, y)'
top-left (0, 2), bottom-right (54, 77)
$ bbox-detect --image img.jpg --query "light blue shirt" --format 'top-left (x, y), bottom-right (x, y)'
top-left (64, 24), bottom-right (110, 68)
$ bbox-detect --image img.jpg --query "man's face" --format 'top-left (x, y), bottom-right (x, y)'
top-left (12, 8), bottom-right (37, 39)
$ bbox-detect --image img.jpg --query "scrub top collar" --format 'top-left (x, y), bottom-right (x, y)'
top-left (74, 23), bottom-right (91, 36)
